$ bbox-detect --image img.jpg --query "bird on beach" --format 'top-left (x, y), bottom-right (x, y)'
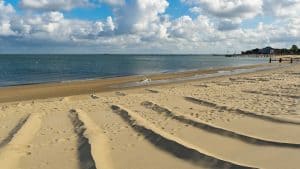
top-left (90, 90), bottom-right (99, 99)
top-left (140, 76), bottom-right (152, 85)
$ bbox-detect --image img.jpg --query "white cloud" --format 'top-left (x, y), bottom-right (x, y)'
top-left (183, 0), bottom-right (263, 19)
top-left (106, 16), bottom-right (115, 31)
top-left (43, 11), bottom-right (64, 22)
top-left (0, 0), bottom-right (15, 36)
top-left (0, 0), bottom-right (14, 16)
top-left (183, 0), bottom-right (263, 30)
top-left (7, 10), bottom-right (117, 43)
top-left (217, 19), bottom-right (240, 31)
top-left (20, 0), bottom-right (91, 10)
top-left (169, 15), bottom-right (215, 40)
top-left (0, 21), bottom-right (15, 36)
top-left (115, 0), bottom-right (169, 33)
top-left (10, 19), bottom-right (32, 35)
top-left (263, 0), bottom-right (300, 17)
top-left (101, 0), bottom-right (125, 6)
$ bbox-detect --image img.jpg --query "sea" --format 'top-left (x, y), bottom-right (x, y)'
top-left (0, 54), bottom-right (267, 87)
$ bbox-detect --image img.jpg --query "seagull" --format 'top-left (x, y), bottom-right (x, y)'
top-left (140, 76), bottom-right (151, 85)
top-left (90, 91), bottom-right (99, 99)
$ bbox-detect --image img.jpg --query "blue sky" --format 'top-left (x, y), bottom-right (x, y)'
top-left (0, 0), bottom-right (299, 53)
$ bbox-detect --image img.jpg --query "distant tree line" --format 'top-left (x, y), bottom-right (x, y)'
top-left (241, 45), bottom-right (300, 55)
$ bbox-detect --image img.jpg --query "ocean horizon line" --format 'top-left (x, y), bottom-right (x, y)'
top-left (0, 53), bottom-right (233, 56)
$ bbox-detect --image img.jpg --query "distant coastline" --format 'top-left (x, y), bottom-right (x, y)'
top-left (241, 45), bottom-right (300, 56)
top-left (223, 45), bottom-right (300, 59)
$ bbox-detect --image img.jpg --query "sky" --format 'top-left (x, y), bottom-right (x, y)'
top-left (0, 0), bottom-right (300, 54)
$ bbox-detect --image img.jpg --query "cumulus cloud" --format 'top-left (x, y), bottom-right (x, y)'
top-left (20, 0), bottom-right (91, 11)
top-left (0, 0), bottom-right (15, 36)
top-left (0, 0), bottom-right (14, 15)
top-left (169, 15), bottom-right (215, 41)
top-left (43, 11), bottom-right (64, 22)
top-left (101, 0), bottom-right (125, 6)
top-left (183, 0), bottom-right (263, 30)
top-left (115, 0), bottom-right (169, 33)
top-left (0, 21), bottom-right (15, 36)
top-left (183, 0), bottom-right (263, 19)
top-left (1, 8), bottom-right (116, 44)
top-left (17, 0), bottom-right (170, 40)
top-left (217, 20), bottom-right (240, 31)
top-left (263, 0), bottom-right (300, 17)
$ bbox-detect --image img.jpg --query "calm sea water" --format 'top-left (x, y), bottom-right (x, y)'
top-left (0, 54), bottom-right (267, 87)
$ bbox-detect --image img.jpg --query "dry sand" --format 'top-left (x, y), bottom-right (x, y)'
top-left (0, 63), bottom-right (299, 169)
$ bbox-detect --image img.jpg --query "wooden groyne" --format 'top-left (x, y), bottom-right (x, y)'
top-left (269, 57), bottom-right (300, 63)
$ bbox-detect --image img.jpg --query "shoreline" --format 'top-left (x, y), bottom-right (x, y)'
top-left (0, 63), bottom-right (289, 103)
top-left (0, 63), bottom-right (268, 88)
top-left (0, 54), bottom-right (267, 88)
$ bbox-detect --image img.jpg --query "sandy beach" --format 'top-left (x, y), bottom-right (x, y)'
top-left (0, 63), bottom-right (299, 169)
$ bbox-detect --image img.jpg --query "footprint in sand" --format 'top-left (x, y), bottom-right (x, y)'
top-left (1, 106), bottom-right (8, 110)
top-left (145, 89), bottom-right (160, 93)
top-left (115, 92), bottom-right (126, 96)
top-left (194, 84), bottom-right (209, 88)
top-left (60, 97), bottom-right (72, 102)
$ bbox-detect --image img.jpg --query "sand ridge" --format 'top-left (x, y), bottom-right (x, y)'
top-left (0, 113), bottom-right (42, 169)
top-left (70, 109), bottom-right (114, 169)
top-left (110, 104), bottom-right (254, 169)
top-left (141, 101), bottom-right (300, 147)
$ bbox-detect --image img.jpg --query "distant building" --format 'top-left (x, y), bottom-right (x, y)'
top-left (259, 47), bottom-right (273, 54)
top-left (242, 47), bottom-right (274, 55)
top-left (241, 46), bottom-right (297, 55)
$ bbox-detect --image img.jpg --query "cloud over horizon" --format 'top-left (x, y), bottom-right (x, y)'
top-left (0, 0), bottom-right (300, 53)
